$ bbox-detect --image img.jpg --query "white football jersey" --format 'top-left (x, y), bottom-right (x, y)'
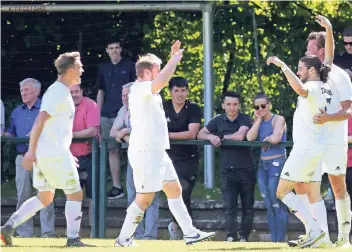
top-left (128, 81), bottom-right (170, 151)
top-left (36, 81), bottom-right (75, 158)
top-left (292, 80), bottom-right (332, 146)
top-left (324, 65), bottom-right (352, 145)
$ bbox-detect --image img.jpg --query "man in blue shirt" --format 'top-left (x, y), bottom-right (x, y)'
top-left (96, 38), bottom-right (136, 199)
top-left (3, 78), bottom-right (55, 238)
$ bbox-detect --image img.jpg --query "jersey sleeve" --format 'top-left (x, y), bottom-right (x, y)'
top-left (334, 69), bottom-right (352, 102)
top-left (40, 88), bottom-right (59, 116)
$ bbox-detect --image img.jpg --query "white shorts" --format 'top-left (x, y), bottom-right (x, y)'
top-left (33, 155), bottom-right (81, 195)
top-left (128, 149), bottom-right (178, 193)
top-left (280, 145), bottom-right (325, 183)
top-left (310, 144), bottom-right (348, 182)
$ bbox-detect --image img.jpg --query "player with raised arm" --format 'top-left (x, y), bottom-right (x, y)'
top-left (288, 15), bottom-right (352, 249)
top-left (0, 52), bottom-right (94, 247)
top-left (114, 41), bottom-right (215, 247)
top-left (266, 15), bottom-right (334, 249)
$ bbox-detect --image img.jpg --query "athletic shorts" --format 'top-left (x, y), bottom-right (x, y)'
top-left (128, 149), bottom-right (178, 193)
top-left (309, 144), bottom-right (348, 182)
top-left (280, 144), bottom-right (325, 183)
top-left (33, 154), bottom-right (81, 195)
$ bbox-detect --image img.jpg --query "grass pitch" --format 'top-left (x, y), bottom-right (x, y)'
top-left (0, 238), bottom-right (344, 252)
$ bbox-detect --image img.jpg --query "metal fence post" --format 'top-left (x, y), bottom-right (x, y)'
top-left (98, 138), bottom-right (107, 238)
top-left (91, 137), bottom-right (98, 238)
top-left (203, 3), bottom-right (215, 189)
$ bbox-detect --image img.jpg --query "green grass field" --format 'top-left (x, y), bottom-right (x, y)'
top-left (0, 238), bottom-right (344, 252)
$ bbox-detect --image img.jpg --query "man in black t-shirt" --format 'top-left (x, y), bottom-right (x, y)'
top-left (334, 27), bottom-right (352, 80)
top-left (197, 91), bottom-right (255, 242)
top-left (163, 77), bottom-right (202, 240)
top-left (96, 38), bottom-right (136, 199)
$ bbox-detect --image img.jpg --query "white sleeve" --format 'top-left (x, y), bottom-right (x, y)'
top-left (304, 82), bottom-right (320, 101)
top-left (132, 81), bottom-right (153, 99)
top-left (40, 87), bottom-right (60, 116)
top-left (335, 71), bottom-right (352, 102)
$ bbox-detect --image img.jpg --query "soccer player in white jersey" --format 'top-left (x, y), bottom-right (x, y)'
top-left (114, 41), bottom-right (215, 247)
top-left (288, 16), bottom-right (352, 249)
top-left (266, 15), bottom-right (334, 249)
top-left (0, 52), bottom-right (94, 247)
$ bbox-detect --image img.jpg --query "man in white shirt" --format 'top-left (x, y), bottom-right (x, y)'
top-left (0, 52), bottom-right (94, 247)
top-left (114, 41), bottom-right (215, 247)
top-left (266, 15), bottom-right (334, 249)
top-left (289, 17), bottom-right (352, 249)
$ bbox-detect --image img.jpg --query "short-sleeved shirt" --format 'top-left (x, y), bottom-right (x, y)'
top-left (37, 81), bottom-right (75, 158)
top-left (323, 65), bottom-right (352, 145)
top-left (112, 105), bottom-right (131, 132)
top-left (7, 98), bottom-right (41, 153)
top-left (128, 81), bottom-right (169, 151)
top-left (293, 80), bottom-right (331, 146)
top-left (163, 99), bottom-right (201, 161)
top-left (334, 51), bottom-right (352, 74)
top-left (70, 97), bottom-right (100, 157)
top-left (97, 58), bottom-right (136, 118)
top-left (206, 113), bottom-right (254, 170)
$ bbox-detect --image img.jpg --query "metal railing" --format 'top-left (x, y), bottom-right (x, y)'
top-left (1, 136), bottom-right (99, 238)
top-left (2, 136), bottom-right (351, 238)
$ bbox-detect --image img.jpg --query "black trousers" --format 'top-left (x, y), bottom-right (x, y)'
top-left (171, 157), bottom-right (198, 222)
top-left (221, 168), bottom-right (256, 240)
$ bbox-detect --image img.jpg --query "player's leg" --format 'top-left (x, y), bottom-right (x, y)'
top-left (278, 146), bottom-right (326, 248)
top-left (115, 149), bottom-right (159, 247)
top-left (277, 179), bottom-right (325, 248)
top-left (324, 145), bottom-right (351, 248)
top-left (0, 189), bottom-right (54, 246)
top-left (161, 152), bottom-right (215, 245)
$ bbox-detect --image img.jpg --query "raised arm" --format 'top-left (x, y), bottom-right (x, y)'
top-left (315, 15), bottom-right (334, 66)
top-left (267, 56), bottom-right (308, 97)
top-left (152, 41), bottom-right (183, 94)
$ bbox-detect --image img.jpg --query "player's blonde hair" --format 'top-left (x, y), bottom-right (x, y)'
top-left (55, 51), bottom-right (81, 75)
top-left (135, 53), bottom-right (162, 78)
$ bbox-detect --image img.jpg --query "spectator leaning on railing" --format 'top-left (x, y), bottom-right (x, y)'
top-left (246, 92), bottom-right (289, 242)
top-left (69, 84), bottom-right (100, 236)
top-left (197, 91), bottom-right (255, 242)
top-left (2, 78), bottom-right (55, 238)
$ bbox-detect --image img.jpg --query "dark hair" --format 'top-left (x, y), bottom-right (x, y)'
top-left (105, 37), bottom-right (121, 48)
top-left (253, 92), bottom-right (270, 104)
top-left (221, 91), bottom-right (241, 103)
top-left (168, 77), bottom-right (189, 90)
top-left (299, 55), bottom-right (331, 83)
top-left (343, 27), bottom-right (352, 37)
top-left (306, 31), bottom-right (326, 49)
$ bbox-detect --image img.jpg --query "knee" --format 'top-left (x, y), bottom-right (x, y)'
top-left (135, 194), bottom-right (154, 210)
top-left (66, 189), bottom-right (83, 201)
top-left (38, 194), bottom-right (54, 207)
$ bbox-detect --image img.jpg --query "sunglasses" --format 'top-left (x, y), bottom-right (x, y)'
top-left (254, 104), bottom-right (268, 110)
top-left (344, 41), bottom-right (352, 46)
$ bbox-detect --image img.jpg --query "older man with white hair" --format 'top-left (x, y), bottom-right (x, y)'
top-left (3, 78), bottom-right (55, 238)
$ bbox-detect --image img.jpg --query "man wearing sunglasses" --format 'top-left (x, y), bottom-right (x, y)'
top-left (334, 27), bottom-right (352, 80)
